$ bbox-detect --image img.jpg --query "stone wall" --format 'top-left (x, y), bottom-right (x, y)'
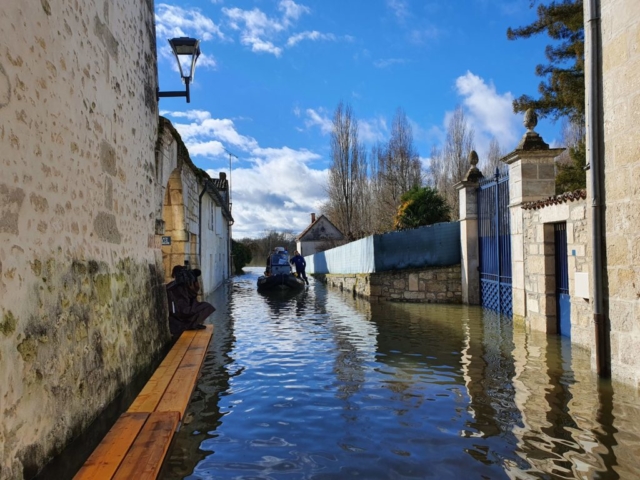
top-left (599, 0), bottom-right (640, 387)
top-left (318, 265), bottom-right (462, 304)
top-left (0, 1), bottom-right (166, 477)
top-left (521, 194), bottom-right (592, 350)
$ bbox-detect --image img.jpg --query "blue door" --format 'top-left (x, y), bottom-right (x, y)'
top-left (554, 223), bottom-right (571, 337)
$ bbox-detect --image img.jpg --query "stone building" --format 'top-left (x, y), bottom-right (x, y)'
top-left (156, 117), bottom-right (232, 295)
top-left (0, 2), bottom-right (231, 477)
top-left (458, 0), bottom-right (640, 389)
top-left (296, 213), bottom-right (344, 257)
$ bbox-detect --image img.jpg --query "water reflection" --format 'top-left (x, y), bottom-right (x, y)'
top-left (161, 268), bottom-right (640, 480)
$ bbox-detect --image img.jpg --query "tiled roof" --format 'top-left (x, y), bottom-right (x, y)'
top-left (522, 189), bottom-right (587, 210)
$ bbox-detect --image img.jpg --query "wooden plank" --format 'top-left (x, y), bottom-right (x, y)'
top-left (112, 411), bottom-right (180, 480)
top-left (73, 412), bottom-right (149, 480)
top-left (155, 325), bottom-right (213, 418)
top-left (128, 330), bottom-right (197, 413)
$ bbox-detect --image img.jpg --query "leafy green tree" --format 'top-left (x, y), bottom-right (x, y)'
top-left (394, 187), bottom-right (450, 231)
top-left (232, 239), bottom-right (252, 274)
top-left (507, 0), bottom-right (584, 122)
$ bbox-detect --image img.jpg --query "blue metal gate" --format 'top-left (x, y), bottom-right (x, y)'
top-left (477, 169), bottom-right (512, 316)
top-left (554, 222), bottom-right (571, 337)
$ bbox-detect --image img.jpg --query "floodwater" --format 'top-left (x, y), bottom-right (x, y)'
top-left (160, 267), bottom-right (640, 480)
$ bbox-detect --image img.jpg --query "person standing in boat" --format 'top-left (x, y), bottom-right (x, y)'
top-left (290, 250), bottom-right (309, 285)
top-left (265, 248), bottom-right (277, 276)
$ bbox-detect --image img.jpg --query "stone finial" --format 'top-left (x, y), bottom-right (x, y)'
top-left (523, 108), bottom-right (538, 131)
top-left (463, 150), bottom-right (483, 182)
top-left (516, 109), bottom-right (549, 151)
top-left (469, 150), bottom-right (479, 167)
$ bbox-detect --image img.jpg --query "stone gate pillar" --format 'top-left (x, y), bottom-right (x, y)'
top-left (502, 110), bottom-right (564, 319)
top-left (456, 151), bottom-right (484, 305)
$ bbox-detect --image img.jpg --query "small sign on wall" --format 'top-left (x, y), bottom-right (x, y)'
top-left (162, 236), bottom-right (172, 246)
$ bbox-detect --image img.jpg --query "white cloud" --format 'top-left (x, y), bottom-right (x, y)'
top-left (222, 1), bottom-right (339, 57)
top-left (207, 147), bottom-right (327, 238)
top-left (304, 108), bottom-right (333, 135)
top-left (286, 31), bottom-right (336, 47)
top-left (358, 116), bottom-right (388, 144)
top-left (448, 71), bottom-right (521, 160)
top-left (155, 4), bottom-right (225, 42)
top-left (387, 0), bottom-right (410, 21)
top-left (279, 0), bottom-right (310, 24)
top-left (163, 109), bottom-right (327, 239)
top-left (188, 140), bottom-right (226, 158)
top-left (165, 110), bottom-right (259, 151)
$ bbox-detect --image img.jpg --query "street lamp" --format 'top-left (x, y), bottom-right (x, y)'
top-left (157, 37), bottom-right (201, 103)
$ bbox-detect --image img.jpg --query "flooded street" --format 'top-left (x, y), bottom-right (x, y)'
top-left (161, 268), bottom-right (640, 479)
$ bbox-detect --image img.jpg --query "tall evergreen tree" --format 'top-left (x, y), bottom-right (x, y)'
top-left (507, 0), bottom-right (584, 122)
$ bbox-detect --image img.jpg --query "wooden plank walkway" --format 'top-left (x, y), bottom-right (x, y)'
top-left (74, 325), bottom-right (213, 480)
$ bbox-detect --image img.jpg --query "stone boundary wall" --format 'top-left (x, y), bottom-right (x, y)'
top-left (522, 194), bottom-right (592, 350)
top-left (0, 2), bottom-right (164, 477)
top-left (317, 265), bottom-right (462, 304)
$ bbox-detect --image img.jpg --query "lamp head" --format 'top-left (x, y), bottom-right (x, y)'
top-left (168, 37), bottom-right (201, 82)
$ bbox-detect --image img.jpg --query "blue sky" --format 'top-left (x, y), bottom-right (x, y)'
top-left (155, 0), bottom-right (560, 239)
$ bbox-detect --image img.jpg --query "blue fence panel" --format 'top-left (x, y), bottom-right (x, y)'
top-left (373, 222), bottom-right (461, 272)
top-left (305, 222), bottom-right (460, 274)
top-left (306, 236), bottom-right (375, 274)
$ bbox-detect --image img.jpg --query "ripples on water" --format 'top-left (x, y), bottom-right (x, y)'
top-left (161, 268), bottom-right (640, 480)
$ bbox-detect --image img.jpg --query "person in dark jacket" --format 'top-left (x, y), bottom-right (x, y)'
top-left (166, 265), bottom-right (215, 337)
top-left (290, 250), bottom-right (309, 285)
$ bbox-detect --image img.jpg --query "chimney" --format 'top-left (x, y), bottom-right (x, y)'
top-left (310, 213), bottom-right (316, 223)
top-left (220, 172), bottom-right (227, 181)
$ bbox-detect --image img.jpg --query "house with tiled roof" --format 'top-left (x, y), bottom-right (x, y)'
top-left (296, 213), bottom-right (345, 257)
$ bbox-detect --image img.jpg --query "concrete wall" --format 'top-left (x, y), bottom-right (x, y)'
top-left (318, 265), bottom-right (462, 304)
top-left (521, 196), bottom-right (592, 349)
top-left (599, 0), bottom-right (640, 387)
top-left (0, 1), bottom-right (167, 477)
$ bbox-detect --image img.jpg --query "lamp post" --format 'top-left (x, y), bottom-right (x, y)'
top-left (157, 37), bottom-right (201, 103)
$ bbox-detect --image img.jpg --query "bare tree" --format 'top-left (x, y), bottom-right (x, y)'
top-left (483, 137), bottom-right (506, 175)
top-left (325, 102), bottom-right (368, 240)
top-left (431, 106), bottom-right (475, 219)
top-left (370, 109), bottom-right (422, 233)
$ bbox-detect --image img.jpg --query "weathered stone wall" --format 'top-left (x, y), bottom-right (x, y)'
top-left (318, 265), bottom-right (462, 304)
top-left (522, 197), bottom-right (592, 350)
top-left (599, 0), bottom-right (640, 387)
top-left (0, 1), bottom-right (166, 477)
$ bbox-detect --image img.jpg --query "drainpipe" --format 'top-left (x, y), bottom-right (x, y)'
top-left (586, 0), bottom-right (609, 377)
top-left (198, 182), bottom-right (208, 273)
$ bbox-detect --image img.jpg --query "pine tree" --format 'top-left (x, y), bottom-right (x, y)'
top-left (507, 0), bottom-right (584, 122)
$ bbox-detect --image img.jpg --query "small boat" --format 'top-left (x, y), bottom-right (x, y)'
top-left (257, 247), bottom-right (306, 292)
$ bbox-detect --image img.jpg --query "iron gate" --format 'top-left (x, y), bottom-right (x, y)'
top-left (477, 169), bottom-right (512, 316)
